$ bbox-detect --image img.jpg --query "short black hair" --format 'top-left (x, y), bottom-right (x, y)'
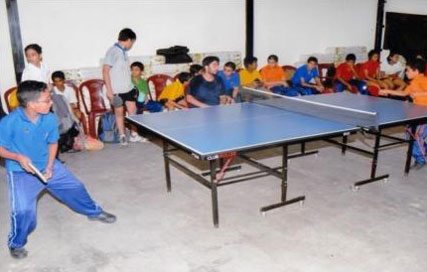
top-left (130, 61), bottom-right (144, 71)
top-left (118, 28), bottom-right (136, 41)
top-left (224, 61), bottom-right (236, 71)
top-left (244, 56), bottom-right (258, 67)
top-left (387, 52), bottom-right (398, 61)
top-left (368, 49), bottom-right (380, 59)
top-left (177, 72), bottom-right (191, 83)
top-left (17, 80), bottom-right (48, 108)
top-left (202, 56), bottom-right (220, 67)
top-left (51, 71), bottom-right (65, 81)
top-left (406, 58), bottom-right (426, 74)
top-left (268, 55), bottom-right (278, 62)
top-left (345, 54), bottom-right (356, 62)
top-left (307, 56), bottom-right (318, 64)
top-left (24, 43), bottom-right (42, 54)
top-left (189, 64), bottom-right (203, 76)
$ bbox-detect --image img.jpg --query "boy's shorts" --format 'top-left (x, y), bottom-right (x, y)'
top-left (112, 88), bottom-right (138, 107)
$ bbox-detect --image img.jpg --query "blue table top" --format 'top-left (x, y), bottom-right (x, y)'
top-left (128, 102), bottom-right (357, 158)
top-left (299, 93), bottom-right (427, 127)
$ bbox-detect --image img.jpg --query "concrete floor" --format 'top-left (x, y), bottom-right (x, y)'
top-left (0, 132), bottom-right (426, 272)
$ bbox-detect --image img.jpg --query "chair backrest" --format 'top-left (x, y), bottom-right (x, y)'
top-left (281, 65), bottom-right (296, 81)
top-left (4, 86), bottom-right (18, 113)
top-left (317, 63), bottom-right (335, 82)
top-left (64, 80), bottom-right (81, 109)
top-left (147, 74), bottom-right (173, 100)
top-left (78, 79), bottom-right (107, 114)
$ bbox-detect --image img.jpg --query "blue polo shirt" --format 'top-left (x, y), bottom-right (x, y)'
top-left (217, 70), bottom-right (240, 96)
top-left (291, 64), bottom-right (319, 87)
top-left (0, 107), bottom-right (59, 172)
top-left (188, 75), bottom-right (226, 106)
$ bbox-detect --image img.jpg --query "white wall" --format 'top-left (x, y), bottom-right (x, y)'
top-left (254, 0), bottom-right (378, 66)
top-left (385, 0), bottom-right (427, 15)
top-left (17, 0), bottom-right (245, 71)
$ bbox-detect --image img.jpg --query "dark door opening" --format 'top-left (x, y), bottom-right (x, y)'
top-left (383, 12), bottom-right (427, 60)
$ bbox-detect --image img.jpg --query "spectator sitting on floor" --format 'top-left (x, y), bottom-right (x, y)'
top-left (335, 54), bottom-right (368, 95)
top-left (260, 55), bottom-right (298, 97)
top-left (239, 56), bottom-right (264, 89)
top-left (291, 56), bottom-right (324, 95)
top-left (187, 56), bottom-right (233, 107)
top-left (158, 72), bottom-right (191, 110)
top-left (217, 61), bottom-right (241, 101)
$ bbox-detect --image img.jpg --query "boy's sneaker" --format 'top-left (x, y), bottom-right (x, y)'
top-left (119, 135), bottom-right (128, 147)
top-left (129, 134), bottom-right (148, 143)
top-left (89, 211), bottom-right (117, 224)
top-left (10, 247), bottom-right (28, 259)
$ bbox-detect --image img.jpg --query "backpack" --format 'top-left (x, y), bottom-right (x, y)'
top-left (156, 45), bottom-right (192, 64)
top-left (98, 112), bottom-right (120, 143)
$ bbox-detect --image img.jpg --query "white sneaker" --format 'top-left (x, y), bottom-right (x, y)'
top-left (119, 135), bottom-right (128, 147)
top-left (129, 134), bottom-right (148, 143)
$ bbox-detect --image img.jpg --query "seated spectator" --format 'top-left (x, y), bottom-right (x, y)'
top-left (359, 50), bottom-right (388, 90)
top-left (380, 58), bottom-right (427, 169)
top-left (291, 56), bottom-right (324, 95)
top-left (239, 56), bottom-right (264, 89)
top-left (51, 71), bottom-right (83, 120)
top-left (260, 55), bottom-right (298, 97)
top-left (380, 52), bottom-right (407, 91)
top-left (217, 62), bottom-right (241, 101)
top-left (158, 72), bottom-right (191, 110)
top-left (130, 61), bottom-right (163, 114)
top-left (187, 56), bottom-right (233, 107)
top-left (335, 54), bottom-right (368, 95)
top-left (190, 64), bottom-right (203, 77)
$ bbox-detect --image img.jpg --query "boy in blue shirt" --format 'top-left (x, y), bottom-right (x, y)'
top-left (0, 81), bottom-right (116, 259)
top-left (291, 56), bottom-right (324, 95)
top-left (217, 61), bottom-right (241, 101)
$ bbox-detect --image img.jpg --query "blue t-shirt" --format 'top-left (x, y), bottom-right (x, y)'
top-left (0, 107), bottom-right (59, 172)
top-left (188, 75), bottom-right (226, 106)
top-left (217, 70), bottom-right (240, 96)
top-left (291, 64), bottom-right (319, 87)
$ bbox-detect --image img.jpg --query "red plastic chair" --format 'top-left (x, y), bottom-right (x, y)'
top-left (65, 80), bottom-right (88, 135)
top-left (281, 65), bottom-right (296, 84)
top-left (317, 63), bottom-right (335, 93)
top-left (78, 79), bottom-right (108, 138)
top-left (4, 86), bottom-right (18, 113)
top-left (147, 74), bottom-right (173, 100)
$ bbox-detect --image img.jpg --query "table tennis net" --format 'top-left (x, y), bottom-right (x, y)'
top-left (240, 88), bottom-right (378, 129)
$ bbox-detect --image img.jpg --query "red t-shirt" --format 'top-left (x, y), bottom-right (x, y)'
top-left (359, 60), bottom-right (379, 79)
top-left (336, 63), bottom-right (355, 82)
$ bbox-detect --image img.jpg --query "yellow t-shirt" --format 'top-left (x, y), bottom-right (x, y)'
top-left (404, 74), bottom-right (427, 106)
top-left (157, 80), bottom-right (185, 101)
top-left (239, 69), bottom-right (262, 86)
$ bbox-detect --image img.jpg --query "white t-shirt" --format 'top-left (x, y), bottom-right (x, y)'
top-left (381, 60), bottom-right (404, 78)
top-left (21, 62), bottom-right (50, 83)
top-left (53, 85), bottom-right (78, 104)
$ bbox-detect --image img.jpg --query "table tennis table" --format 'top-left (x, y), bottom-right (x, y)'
top-left (127, 89), bottom-right (427, 227)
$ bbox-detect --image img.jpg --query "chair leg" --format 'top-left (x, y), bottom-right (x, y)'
top-left (80, 115), bottom-right (88, 135)
top-left (89, 113), bottom-right (97, 139)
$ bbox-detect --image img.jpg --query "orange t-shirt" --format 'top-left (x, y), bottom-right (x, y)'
top-left (404, 74), bottom-right (427, 106)
top-left (260, 65), bottom-right (285, 82)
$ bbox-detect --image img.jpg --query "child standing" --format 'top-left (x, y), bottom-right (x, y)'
top-left (21, 44), bottom-right (50, 84)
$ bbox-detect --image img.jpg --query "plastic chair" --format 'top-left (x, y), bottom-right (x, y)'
top-left (4, 86), bottom-right (18, 113)
top-left (318, 63), bottom-right (335, 93)
top-left (78, 79), bottom-right (108, 138)
top-left (65, 80), bottom-right (88, 135)
top-left (147, 74), bottom-right (173, 100)
top-left (281, 65), bottom-right (297, 85)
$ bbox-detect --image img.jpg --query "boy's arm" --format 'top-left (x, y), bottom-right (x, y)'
top-left (0, 147), bottom-right (34, 174)
top-left (102, 65), bottom-right (114, 101)
top-left (186, 94), bottom-right (209, 108)
top-left (43, 143), bottom-right (58, 180)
